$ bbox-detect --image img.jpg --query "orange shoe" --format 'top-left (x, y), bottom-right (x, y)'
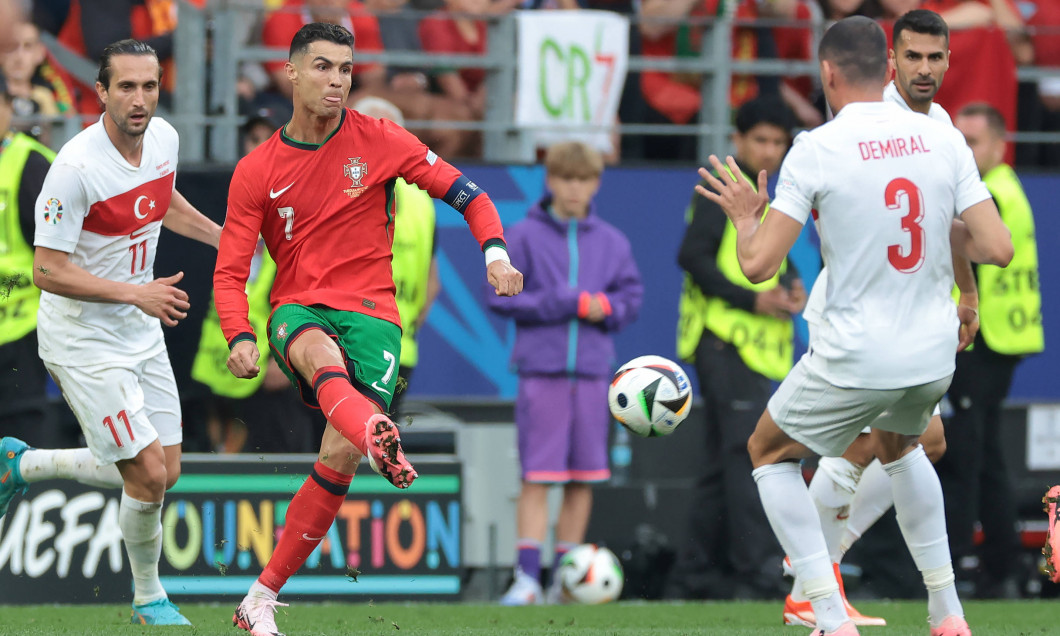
top-left (811, 621), bottom-right (860, 636)
top-left (834, 563), bottom-right (886, 627)
top-left (1043, 485), bottom-right (1060, 584)
top-left (783, 595), bottom-right (816, 627)
top-left (365, 414), bottom-right (417, 489)
top-left (930, 615), bottom-right (971, 636)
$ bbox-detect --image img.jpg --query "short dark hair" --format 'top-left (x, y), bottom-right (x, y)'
top-left (958, 102), bottom-right (1007, 137)
top-left (289, 22), bottom-right (354, 60)
top-left (96, 39), bottom-right (159, 89)
top-left (818, 16), bottom-right (889, 87)
top-left (893, 9), bottom-right (949, 47)
top-left (734, 96), bottom-right (797, 136)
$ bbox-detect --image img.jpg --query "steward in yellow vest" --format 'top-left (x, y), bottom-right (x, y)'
top-left (0, 132), bottom-right (55, 345)
top-left (935, 103), bottom-right (1044, 590)
top-left (669, 97), bottom-right (804, 599)
top-left (976, 162), bottom-right (1043, 355)
top-left (0, 100), bottom-right (56, 435)
top-left (676, 162), bottom-right (801, 381)
top-left (389, 178), bottom-right (439, 416)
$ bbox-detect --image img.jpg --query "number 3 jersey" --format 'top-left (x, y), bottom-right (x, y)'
top-left (34, 116), bottom-right (179, 366)
top-left (772, 101), bottom-right (991, 389)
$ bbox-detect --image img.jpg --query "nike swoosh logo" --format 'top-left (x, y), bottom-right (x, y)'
top-left (129, 229), bottom-right (149, 240)
top-left (270, 183), bottom-right (295, 199)
top-left (1, 469), bottom-right (9, 484)
top-left (327, 396), bottom-right (348, 419)
top-left (371, 381), bottom-right (391, 396)
top-left (302, 533), bottom-right (325, 541)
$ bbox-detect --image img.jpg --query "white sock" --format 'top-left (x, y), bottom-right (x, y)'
top-left (839, 459), bottom-right (894, 559)
top-left (883, 446), bottom-right (963, 626)
top-left (753, 463), bottom-right (847, 632)
top-left (119, 491), bottom-right (167, 605)
top-left (19, 448), bottom-right (124, 488)
top-left (249, 580), bottom-right (279, 602)
top-left (809, 457), bottom-right (865, 562)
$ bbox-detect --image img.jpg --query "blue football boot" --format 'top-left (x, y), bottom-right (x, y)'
top-left (130, 598), bottom-right (193, 626)
top-left (0, 437), bottom-right (30, 519)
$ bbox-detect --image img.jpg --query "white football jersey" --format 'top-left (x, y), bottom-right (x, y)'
top-left (34, 115), bottom-right (179, 366)
top-left (805, 85), bottom-right (956, 327)
top-left (773, 101), bottom-right (990, 389)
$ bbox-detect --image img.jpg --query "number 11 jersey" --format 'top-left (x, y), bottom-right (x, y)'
top-left (34, 116), bottom-right (179, 366)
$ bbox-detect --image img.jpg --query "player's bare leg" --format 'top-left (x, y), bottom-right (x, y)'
top-left (748, 411), bottom-right (857, 635)
top-left (873, 429), bottom-right (967, 634)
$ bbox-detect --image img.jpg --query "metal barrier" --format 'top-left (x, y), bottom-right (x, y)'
top-left (31, 1), bottom-right (1060, 163)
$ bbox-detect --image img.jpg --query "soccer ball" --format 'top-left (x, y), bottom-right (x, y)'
top-left (555, 544), bottom-right (624, 604)
top-left (608, 355), bottom-right (692, 437)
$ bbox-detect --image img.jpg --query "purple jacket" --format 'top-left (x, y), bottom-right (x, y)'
top-left (487, 197), bottom-right (643, 378)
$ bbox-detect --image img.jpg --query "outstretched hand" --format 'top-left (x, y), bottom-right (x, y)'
top-left (488, 260), bottom-right (524, 296)
top-left (135, 271), bottom-right (190, 327)
top-left (694, 155), bottom-right (770, 225)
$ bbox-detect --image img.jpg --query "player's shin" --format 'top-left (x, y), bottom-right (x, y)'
top-left (258, 461), bottom-right (352, 594)
top-left (838, 459), bottom-right (894, 559)
top-left (119, 491), bottom-right (166, 605)
top-left (753, 462), bottom-right (849, 633)
top-left (313, 367), bottom-right (372, 453)
top-left (883, 446), bottom-right (963, 626)
top-left (809, 457), bottom-right (865, 562)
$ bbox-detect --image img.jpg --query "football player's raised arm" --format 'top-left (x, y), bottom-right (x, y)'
top-left (163, 189), bottom-right (222, 249)
top-left (388, 120), bottom-right (522, 295)
top-left (695, 154), bottom-right (802, 283)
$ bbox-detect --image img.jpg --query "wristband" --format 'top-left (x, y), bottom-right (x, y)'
top-left (485, 245), bottom-right (510, 267)
top-left (577, 291), bottom-right (592, 319)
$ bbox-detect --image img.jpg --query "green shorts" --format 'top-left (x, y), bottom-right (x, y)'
top-left (267, 304), bottom-right (402, 411)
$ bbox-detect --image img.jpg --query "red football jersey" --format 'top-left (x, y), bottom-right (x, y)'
top-left (215, 109), bottom-right (503, 343)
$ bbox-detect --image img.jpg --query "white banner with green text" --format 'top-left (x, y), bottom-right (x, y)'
top-left (515, 10), bottom-right (629, 154)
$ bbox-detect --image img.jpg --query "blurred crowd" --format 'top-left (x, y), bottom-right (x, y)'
top-left (1, 0), bottom-right (1059, 164)
top-left (0, 0), bottom-right (1056, 164)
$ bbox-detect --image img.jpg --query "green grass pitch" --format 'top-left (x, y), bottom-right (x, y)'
top-left (0, 600), bottom-right (1055, 635)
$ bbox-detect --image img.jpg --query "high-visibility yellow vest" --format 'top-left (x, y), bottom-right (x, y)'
top-left (0, 133), bottom-right (55, 346)
top-left (676, 167), bottom-right (793, 381)
top-left (978, 163), bottom-right (1044, 355)
top-left (391, 178), bottom-right (435, 369)
top-left (191, 241), bottom-right (276, 398)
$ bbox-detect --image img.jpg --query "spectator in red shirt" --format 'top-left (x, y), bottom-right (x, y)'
top-left (418, 0), bottom-right (491, 121)
top-left (638, 0), bottom-right (820, 129)
top-left (1019, 0), bottom-right (1060, 165)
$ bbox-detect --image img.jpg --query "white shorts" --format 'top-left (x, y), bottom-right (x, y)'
top-left (768, 357), bottom-right (951, 457)
top-left (46, 354), bottom-right (183, 465)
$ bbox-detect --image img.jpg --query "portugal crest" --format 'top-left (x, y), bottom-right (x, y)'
top-left (343, 157), bottom-right (367, 197)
